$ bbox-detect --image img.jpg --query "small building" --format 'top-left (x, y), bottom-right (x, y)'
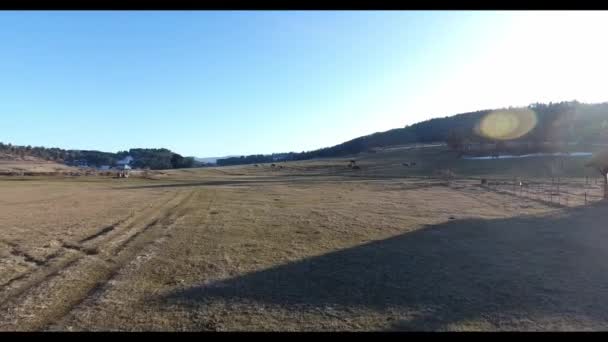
top-left (116, 155), bottom-right (134, 167)
top-left (114, 156), bottom-right (133, 175)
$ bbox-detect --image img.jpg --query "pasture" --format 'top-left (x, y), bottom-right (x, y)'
top-left (1, 146), bottom-right (608, 331)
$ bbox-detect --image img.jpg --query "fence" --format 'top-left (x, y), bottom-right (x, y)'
top-left (480, 176), bottom-right (604, 207)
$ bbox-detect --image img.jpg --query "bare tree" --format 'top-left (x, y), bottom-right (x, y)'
top-left (586, 149), bottom-right (608, 199)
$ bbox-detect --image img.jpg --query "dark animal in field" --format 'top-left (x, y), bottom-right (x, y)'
top-left (402, 162), bottom-right (410, 167)
top-left (253, 164), bottom-right (258, 167)
top-left (481, 178), bottom-right (487, 185)
top-left (271, 163), bottom-right (276, 168)
top-left (352, 165), bottom-right (361, 170)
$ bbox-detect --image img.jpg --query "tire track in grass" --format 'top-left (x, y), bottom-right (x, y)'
top-left (49, 190), bottom-right (212, 330)
top-left (0, 192), bottom-right (180, 297)
top-left (50, 189), bottom-right (216, 331)
top-left (0, 190), bottom-right (195, 330)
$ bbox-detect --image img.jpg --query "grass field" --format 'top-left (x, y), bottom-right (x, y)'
top-left (1, 146), bottom-right (608, 331)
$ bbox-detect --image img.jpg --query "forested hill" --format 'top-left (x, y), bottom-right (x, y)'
top-left (217, 101), bottom-right (608, 166)
top-left (0, 144), bottom-right (198, 170)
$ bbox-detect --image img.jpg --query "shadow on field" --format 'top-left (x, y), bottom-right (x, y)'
top-left (159, 202), bottom-right (608, 330)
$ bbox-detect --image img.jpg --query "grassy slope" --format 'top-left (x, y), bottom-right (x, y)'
top-left (0, 153), bottom-right (78, 174)
top-left (316, 145), bottom-right (601, 179)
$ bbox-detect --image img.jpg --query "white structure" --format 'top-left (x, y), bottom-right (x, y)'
top-left (116, 155), bottom-right (134, 166)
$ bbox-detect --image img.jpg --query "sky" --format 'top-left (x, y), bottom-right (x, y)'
top-left (1, 11), bottom-right (608, 157)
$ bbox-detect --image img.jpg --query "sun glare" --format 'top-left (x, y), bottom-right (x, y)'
top-left (476, 108), bottom-right (538, 141)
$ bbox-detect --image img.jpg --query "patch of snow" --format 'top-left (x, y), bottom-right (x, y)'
top-left (463, 152), bottom-right (593, 160)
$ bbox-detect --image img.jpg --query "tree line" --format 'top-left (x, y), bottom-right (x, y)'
top-left (216, 153), bottom-right (299, 166)
top-left (216, 101), bottom-right (608, 166)
top-left (0, 144), bottom-right (197, 170)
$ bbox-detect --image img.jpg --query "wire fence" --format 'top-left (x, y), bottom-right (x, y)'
top-left (479, 176), bottom-right (605, 207)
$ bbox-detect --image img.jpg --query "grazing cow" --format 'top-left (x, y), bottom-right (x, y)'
top-left (402, 162), bottom-right (410, 167)
top-left (271, 163), bottom-right (276, 168)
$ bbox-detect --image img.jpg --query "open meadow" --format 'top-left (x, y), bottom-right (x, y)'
top-left (2, 146), bottom-right (608, 331)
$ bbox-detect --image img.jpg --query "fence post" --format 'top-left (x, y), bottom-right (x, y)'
top-left (585, 191), bottom-right (587, 205)
top-left (557, 177), bottom-right (562, 204)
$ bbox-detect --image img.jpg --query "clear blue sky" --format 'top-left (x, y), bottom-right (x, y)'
top-left (2, 11), bottom-right (608, 157)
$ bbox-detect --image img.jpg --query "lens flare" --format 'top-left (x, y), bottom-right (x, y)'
top-left (475, 108), bottom-right (537, 140)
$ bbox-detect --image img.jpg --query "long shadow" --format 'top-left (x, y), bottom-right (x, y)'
top-left (157, 202), bottom-right (608, 330)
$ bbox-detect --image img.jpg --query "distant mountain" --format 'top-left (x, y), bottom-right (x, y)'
top-left (217, 100), bottom-right (608, 166)
top-left (299, 101), bottom-right (608, 159)
top-left (6, 100), bottom-right (608, 169)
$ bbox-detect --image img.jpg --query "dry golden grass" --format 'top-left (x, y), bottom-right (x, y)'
top-left (0, 159), bottom-right (78, 174)
top-left (1, 150), bottom-right (608, 331)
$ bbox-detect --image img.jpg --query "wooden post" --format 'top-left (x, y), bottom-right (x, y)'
top-left (604, 173), bottom-right (608, 200)
top-left (557, 177), bottom-right (562, 204)
top-left (520, 183), bottom-right (523, 197)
